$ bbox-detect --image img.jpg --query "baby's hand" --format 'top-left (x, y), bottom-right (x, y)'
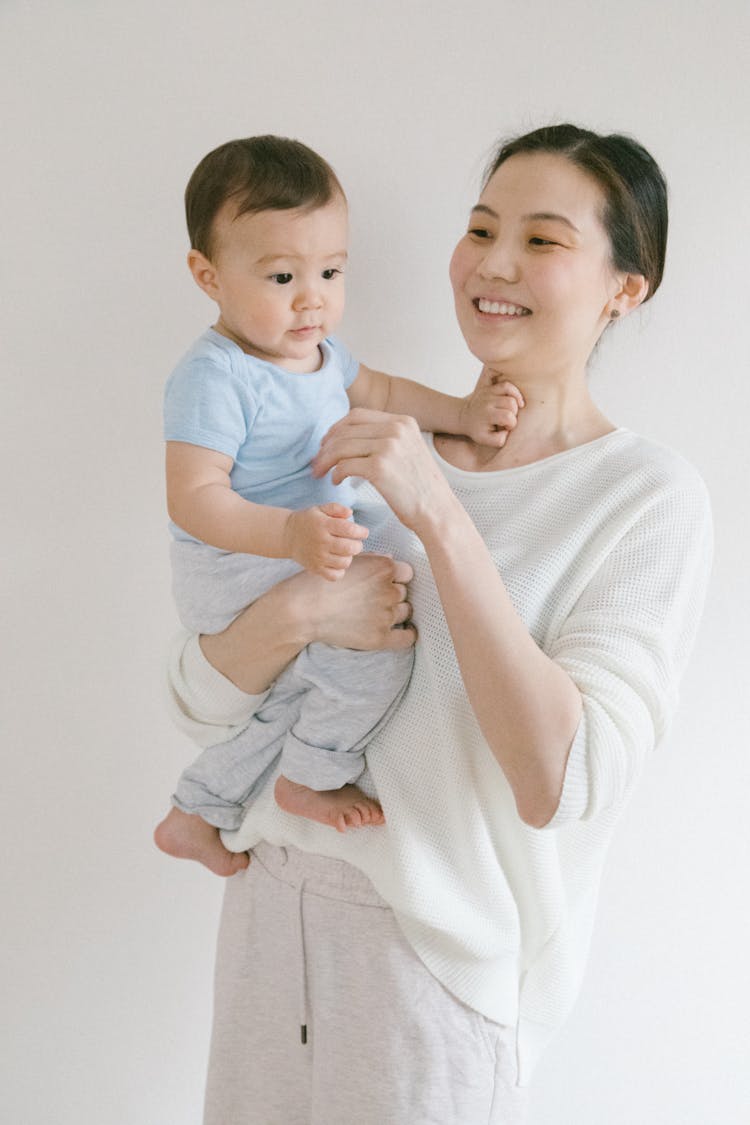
top-left (460, 375), bottom-right (525, 448)
top-left (284, 503), bottom-right (369, 581)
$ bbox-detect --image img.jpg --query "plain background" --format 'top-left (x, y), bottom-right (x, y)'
top-left (2, 1), bottom-right (748, 1122)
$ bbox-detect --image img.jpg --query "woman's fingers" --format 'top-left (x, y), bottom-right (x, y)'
top-left (301, 553), bottom-right (416, 649)
top-left (390, 560), bottom-right (414, 585)
top-left (392, 600), bottom-right (412, 626)
top-left (385, 622), bottom-right (417, 649)
top-left (315, 411), bottom-right (419, 473)
top-left (318, 410), bottom-right (448, 533)
top-left (315, 427), bottom-right (424, 486)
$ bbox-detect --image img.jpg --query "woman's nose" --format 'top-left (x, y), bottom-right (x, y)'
top-left (477, 240), bottom-right (520, 283)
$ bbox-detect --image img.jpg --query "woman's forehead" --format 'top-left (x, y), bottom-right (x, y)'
top-left (480, 152), bottom-right (606, 226)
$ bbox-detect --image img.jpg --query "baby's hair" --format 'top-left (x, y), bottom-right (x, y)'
top-left (185, 135), bottom-right (345, 260)
top-left (485, 124), bottom-right (668, 302)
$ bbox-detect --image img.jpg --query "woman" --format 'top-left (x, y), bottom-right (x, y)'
top-left (167, 125), bottom-right (712, 1124)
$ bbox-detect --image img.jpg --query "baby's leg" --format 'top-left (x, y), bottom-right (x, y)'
top-left (170, 539), bottom-right (301, 635)
top-left (162, 545), bottom-right (304, 858)
top-left (169, 673), bottom-right (305, 826)
top-left (274, 643), bottom-right (413, 830)
top-left (156, 681), bottom-right (306, 871)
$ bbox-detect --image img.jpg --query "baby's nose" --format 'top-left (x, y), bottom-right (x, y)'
top-left (294, 285), bottom-right (324, 309)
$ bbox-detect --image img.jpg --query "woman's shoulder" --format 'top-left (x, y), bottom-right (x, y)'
top-left (599, 429), bottom-right (710, 506)
top-left (589, 432), bottom-right (712, 564)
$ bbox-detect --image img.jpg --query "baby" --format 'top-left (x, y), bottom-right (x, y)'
top-left (154, 136), bottom-right (520, 875)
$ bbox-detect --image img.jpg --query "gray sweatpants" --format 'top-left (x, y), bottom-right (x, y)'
top-left (204, 843), bottom-right (528, 1125)
top-left (170, 541), bottom-right (413, 829)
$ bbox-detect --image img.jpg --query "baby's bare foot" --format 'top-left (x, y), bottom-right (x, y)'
top-left (274, 775), bottom-right (385, 832)
top-left (153, 807), bottom-right (249, 877)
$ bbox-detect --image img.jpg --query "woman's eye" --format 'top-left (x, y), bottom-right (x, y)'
top-left (468, 227), bottom-right (492, 239)
top-left (271, 273), bottom-right (293, 284)
top-left (321, 268), bottom-right (342, 280)
top-left (529, 237), bottom-right (557, 247)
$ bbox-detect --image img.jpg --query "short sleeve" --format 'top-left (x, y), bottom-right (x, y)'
top-left (324, 335), bottom-right (360, 388)
top-left (164, 356), bottom-right (255, 459)
top-left (543, 472), bottom-right (713, 829)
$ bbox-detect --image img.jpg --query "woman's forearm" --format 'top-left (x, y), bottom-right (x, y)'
top-left (420, 492), bottom-right (582, 828)
top-left (198, 554), bottom-right (415, 695)
top-left (199, 575), bottom-right (311, 694)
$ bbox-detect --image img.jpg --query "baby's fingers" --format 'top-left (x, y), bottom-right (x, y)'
top-left (487, 392), bottom-right (522, 419)
top-left (318, 565), bottom-right (349, 582)
top-left (489, 377), bottom-right (525, 408)
top-left (487, 405), bottom-right (519, 430)
top-left (328, 517), bottom-right (369, 541)
top-left (328, 537), bottom-right (366, 559)
top-left (319, 502), bottom-right (354, 519)
top-left (477, 427), bottom-right (510, 448)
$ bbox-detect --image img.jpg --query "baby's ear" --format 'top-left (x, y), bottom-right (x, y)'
top-left (187, 249), bottom-right (219, 299)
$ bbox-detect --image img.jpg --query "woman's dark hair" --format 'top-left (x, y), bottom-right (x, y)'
top-left (485, 124), bottom-right (668, 301)
top-left (185, 135), bottom-right (345, 259)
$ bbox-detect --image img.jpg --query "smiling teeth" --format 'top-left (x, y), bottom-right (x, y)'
top-left (477, 299), bottom-right (529, 316)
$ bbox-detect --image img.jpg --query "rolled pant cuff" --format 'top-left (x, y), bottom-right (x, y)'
top-left (171, 791), bottom-right (246, 831)
top-left (280, 731), bottom-right (365, 791)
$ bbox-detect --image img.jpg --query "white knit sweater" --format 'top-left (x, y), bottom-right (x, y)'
top-left (167, 428), bottom-right (713, 1083)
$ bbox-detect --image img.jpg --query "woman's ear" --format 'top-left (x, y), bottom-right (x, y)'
top-left (607, 273), bottom-right (649, 320)
top-left (187, 249), bottom-right (220, 300)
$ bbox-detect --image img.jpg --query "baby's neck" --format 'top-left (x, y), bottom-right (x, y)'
top-left (212, 321), bottom-right (323, 374)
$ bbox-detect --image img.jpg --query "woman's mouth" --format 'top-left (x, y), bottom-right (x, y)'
top-left (474, 298), bottom-right (531, 317)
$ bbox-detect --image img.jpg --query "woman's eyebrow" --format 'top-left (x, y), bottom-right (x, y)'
top-left (522, 211), bottom-right (580, 233)
top-left (470, 204), bottom-right (580, 234)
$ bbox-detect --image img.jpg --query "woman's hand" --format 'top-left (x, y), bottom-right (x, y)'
top-left (199, 552), bottom-right (415, 694)
top-left (313, 409), bottom-right (458, 536)
top-left (291, 552), bottom-right (415, 651)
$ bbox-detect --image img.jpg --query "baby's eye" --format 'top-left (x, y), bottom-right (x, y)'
top-left (468, 227), bottom-right (492, 239)
top-left (271, 273), bottom-right (293, 284)
top-left (321, 268), bottom-right (342, 280)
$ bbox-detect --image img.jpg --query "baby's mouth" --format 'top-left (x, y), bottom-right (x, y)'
top-left (474, 298), bottom-right (531, 316)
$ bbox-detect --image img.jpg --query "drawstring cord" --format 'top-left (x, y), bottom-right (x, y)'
top-left (295, 876), bottom-right (309, 1045)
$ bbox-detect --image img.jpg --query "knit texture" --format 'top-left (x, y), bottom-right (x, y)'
top-left (169, 428), bottom-right (712, 1083)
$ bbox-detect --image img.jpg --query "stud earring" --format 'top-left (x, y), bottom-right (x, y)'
top-left (609, 309), bottom-right (620, 319)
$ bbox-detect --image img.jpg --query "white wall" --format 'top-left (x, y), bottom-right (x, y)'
top-left (2, 2), bottom-right (748, 1122)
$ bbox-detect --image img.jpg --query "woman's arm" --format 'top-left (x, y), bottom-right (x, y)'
top-left (311, 410), bottom-right (583, 827)
top-left (199, 553), bottom-right (415, 694)
top-left (168, 554), bottom-right (415, 745)
top-left (314, 410), bottom-right (713, 830)
top-left (418, 496), bottom-right (582, 826)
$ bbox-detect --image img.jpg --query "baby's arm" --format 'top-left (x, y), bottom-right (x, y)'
top-left (166, 441), bottom-right (368, 581)
top-left (347, 364), bottom-right (524, 447)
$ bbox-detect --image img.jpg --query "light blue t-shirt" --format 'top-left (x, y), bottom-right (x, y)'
top-left (164, 329), bottom-right (360, 542)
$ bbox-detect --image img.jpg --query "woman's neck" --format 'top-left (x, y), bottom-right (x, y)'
top-left (439, 364), bottom-right (616, 471)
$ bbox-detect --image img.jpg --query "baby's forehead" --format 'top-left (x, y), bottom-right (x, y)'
top-left (213, 196), bottom-right (349, 258)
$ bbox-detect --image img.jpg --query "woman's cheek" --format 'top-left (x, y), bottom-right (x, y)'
top-left (448, 241), bottom-right (470, 295)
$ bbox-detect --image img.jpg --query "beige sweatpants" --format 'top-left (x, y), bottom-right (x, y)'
top-left (204, 842), bottom-right (528, 1125)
